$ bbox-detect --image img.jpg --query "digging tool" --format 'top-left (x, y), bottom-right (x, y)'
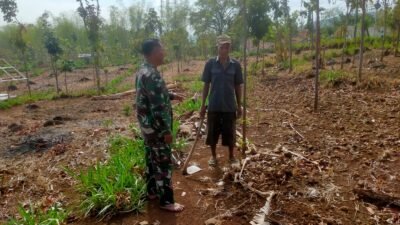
top-left (182, 114), bottom-right (206, 175)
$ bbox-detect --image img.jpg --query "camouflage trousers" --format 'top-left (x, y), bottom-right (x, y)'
top-left (145, 142), bottom-right (175, 206)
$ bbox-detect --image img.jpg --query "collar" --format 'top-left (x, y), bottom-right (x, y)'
top-left (216, 56), bottom-right (234, 64)
top-left (144, 60), bottom-right (158, 70)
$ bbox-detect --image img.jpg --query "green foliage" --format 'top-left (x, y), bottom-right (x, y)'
top-left (0, 0), bottom-right (17, 23)
top-left (174, 98), bottom-right (202, 116)
top-left (0, 90), bottom-right (56, 110)
top-left (320, 70), bottom-right (354, 87)
top-left (60, 60), bottom-right (74, 73)
top-left (7, 203), bottom-right (68, 225)
top-left (122, 104), bottom-right (132, 117)
top-left (71, 135), bottom-right (146, 218)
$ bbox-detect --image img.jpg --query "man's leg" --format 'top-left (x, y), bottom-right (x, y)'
top-left (206, 112), bottom-right (220, 166)
top-left (150, 143), bottom-right (184, 212)
top-left (145, 145), bottom-right (157, 199)
top-left (222, 112), bottom-right (237, 163)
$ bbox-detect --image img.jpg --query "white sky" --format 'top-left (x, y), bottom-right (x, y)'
top-left (0, 0), bottom-right (344, 26)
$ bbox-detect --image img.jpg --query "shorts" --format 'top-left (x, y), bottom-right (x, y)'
top-left (206, 112), bottom-right (236, 147)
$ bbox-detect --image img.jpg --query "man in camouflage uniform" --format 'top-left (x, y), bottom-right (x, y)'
top-left (135, 39), bottom-right (184, 212)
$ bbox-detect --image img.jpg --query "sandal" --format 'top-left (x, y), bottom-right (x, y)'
top-left (208, 158), bottom-right (218, 167)
top-left (160, 203), bottom-right (185, 212)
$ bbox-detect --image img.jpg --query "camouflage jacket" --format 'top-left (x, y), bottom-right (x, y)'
top-left (135, 62), bottom-right (173, 143)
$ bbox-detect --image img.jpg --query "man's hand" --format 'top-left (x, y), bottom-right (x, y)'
top-left (164, 133), bottom-right (173, 144)
top-left (236, 106), bottom-right (243, 119)
top-left (200, 105), bottom-right (207, 118)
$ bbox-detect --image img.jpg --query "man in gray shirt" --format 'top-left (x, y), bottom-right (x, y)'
top-left (200, 34), bottom-right (244, 166)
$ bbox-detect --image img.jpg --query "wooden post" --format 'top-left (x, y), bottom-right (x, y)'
top-left (242, 0), bottom-right (248, 155)
top-left (314, 0), bottom-right (320, 112)
top-left (358, 0), bottom-right (366, 82)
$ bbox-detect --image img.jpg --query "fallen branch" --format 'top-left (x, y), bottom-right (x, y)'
top-left (281, 146), bottom-right (321, 172)
top-left (354, 188), bottom-right (400, 208)
top-left (91, 90), bottom-right (135, 100)
top-left (91, 84), bottom-right (178, 101)
top-left (239, 180), bottom-right (270, 198)
top-left (283, 122), bottom-right (305, 139)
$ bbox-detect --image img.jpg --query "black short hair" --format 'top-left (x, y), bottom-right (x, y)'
top-left (141, 39), bottom-right (161, 56)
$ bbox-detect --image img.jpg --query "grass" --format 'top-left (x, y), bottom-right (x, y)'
top-left (70, 135), bottom-right (146, 218)
top-left (172, 120), bottom-right (188, 151)
top-left (7, 203), bottom-right (68, 225)
top-left (0, 67), bottom-right (135, 111)
top-left (174, 98), bottom-right (202, 116)
top-left (320, 70), bottom-right (354, 87)
top-left (122, 104), bottom-right (132, 117)
top-left (0, 90), bottom-right (57, 110)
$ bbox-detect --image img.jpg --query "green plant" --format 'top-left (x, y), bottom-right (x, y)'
top-left (102, 119), bottom-right (113, 128)
top-left (7, 203), bottom-right (68, 225)
top-left (0, 90), bottom-right (57, 110)
top-left (171, 120), bottom-right (188, 151)
top-left (122, 104), bottom-right (132, 117)
top-left (174, 98), bottom-right (202, 116)
top-left (71, 135), bottom-right (146, 218)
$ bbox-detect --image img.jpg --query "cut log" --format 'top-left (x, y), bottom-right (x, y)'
top-left (91, 90), bottom-right (135, 101)
top-left (354, 188), bottom-right (400, 208)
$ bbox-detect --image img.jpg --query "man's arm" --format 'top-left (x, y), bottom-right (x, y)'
top-left (235, 62), bottom-right (244, 118)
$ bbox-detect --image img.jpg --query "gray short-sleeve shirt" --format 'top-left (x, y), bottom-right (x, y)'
top-left (202, 57), bottom-right (244, 112)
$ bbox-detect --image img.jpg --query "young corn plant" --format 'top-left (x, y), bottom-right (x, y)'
top-left (71, 135), bottom-right (146, 219)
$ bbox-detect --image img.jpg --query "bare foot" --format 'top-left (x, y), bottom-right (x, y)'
top-left (160, 203), bottom-right (185, 212)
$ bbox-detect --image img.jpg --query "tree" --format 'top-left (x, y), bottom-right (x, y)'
top-left (77, 0), bottom-right (102, 94)
top-left (247, 0), bottom-right (271, 66)
top-left (393, 0), bottom-right (400, 56)
top-left (281, 0), bottom-right (293, 72)
top-left (144, 8), bottom-right (162, 37)
top-left (380, 0), bottom-right (388, 62)
top-left (39, 12), bottom-right (63, 94)
top-left (190, 0), bottom-right (238, 35)
top-left (341, 0), bottom-right (352, 69)
top-left (1, 0), bottom-right (32, 96)
top-left (314, 0), bottom-right (321, 112)
top-left (60, 60), bottom-right (74, 94)
top-left (0, 0), bottom-right (17, 23)
top-left (358, 0), bottom-right (366, 82)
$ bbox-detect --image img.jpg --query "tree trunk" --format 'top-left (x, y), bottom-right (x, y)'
top-left (341, 5), bottom-right (350, 69)
top-left (256, 41), bottom-right (260, 66)
top-left (358, 0), bottom-right (366, 82)
top-left (396, 26), bottom-right (400, 56)
top-left (22, 54), bottom-right (31, 97)
top-left (64, 71), bottom-right (68, 94)
top-left (262, 41), bottom-right (265, 75)
top-left (289, 17), bottom-right (293, 73)
top-left (94, 51), bottom-right (101, 94)
top-left (353, 0), bottom-right (359, 65)
top-left (380, 0), bottom-right (387, 62)
top-left (242, 0), bottom-right (248, 155)
top-left (314, 0), bottom-right (321, 112)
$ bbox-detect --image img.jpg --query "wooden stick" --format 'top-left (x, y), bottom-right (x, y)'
top-left (182, 115), bottom-right (205, 175)
top-left (282, 146), bottom-right (321, 172)
top-left (283, 122), bottom-right (305, 139)
top-left (354, 188), bottom-right (400, 207)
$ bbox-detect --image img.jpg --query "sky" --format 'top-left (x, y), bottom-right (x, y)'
top-left (0, 0), bottom-right (345, 26)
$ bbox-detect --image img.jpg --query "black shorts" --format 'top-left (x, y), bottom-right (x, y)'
top-left (206, 112), bottom-right (236, 147)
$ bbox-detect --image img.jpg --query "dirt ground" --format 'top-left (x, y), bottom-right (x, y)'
top-left (0, 55), bottom-right (399, 225)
